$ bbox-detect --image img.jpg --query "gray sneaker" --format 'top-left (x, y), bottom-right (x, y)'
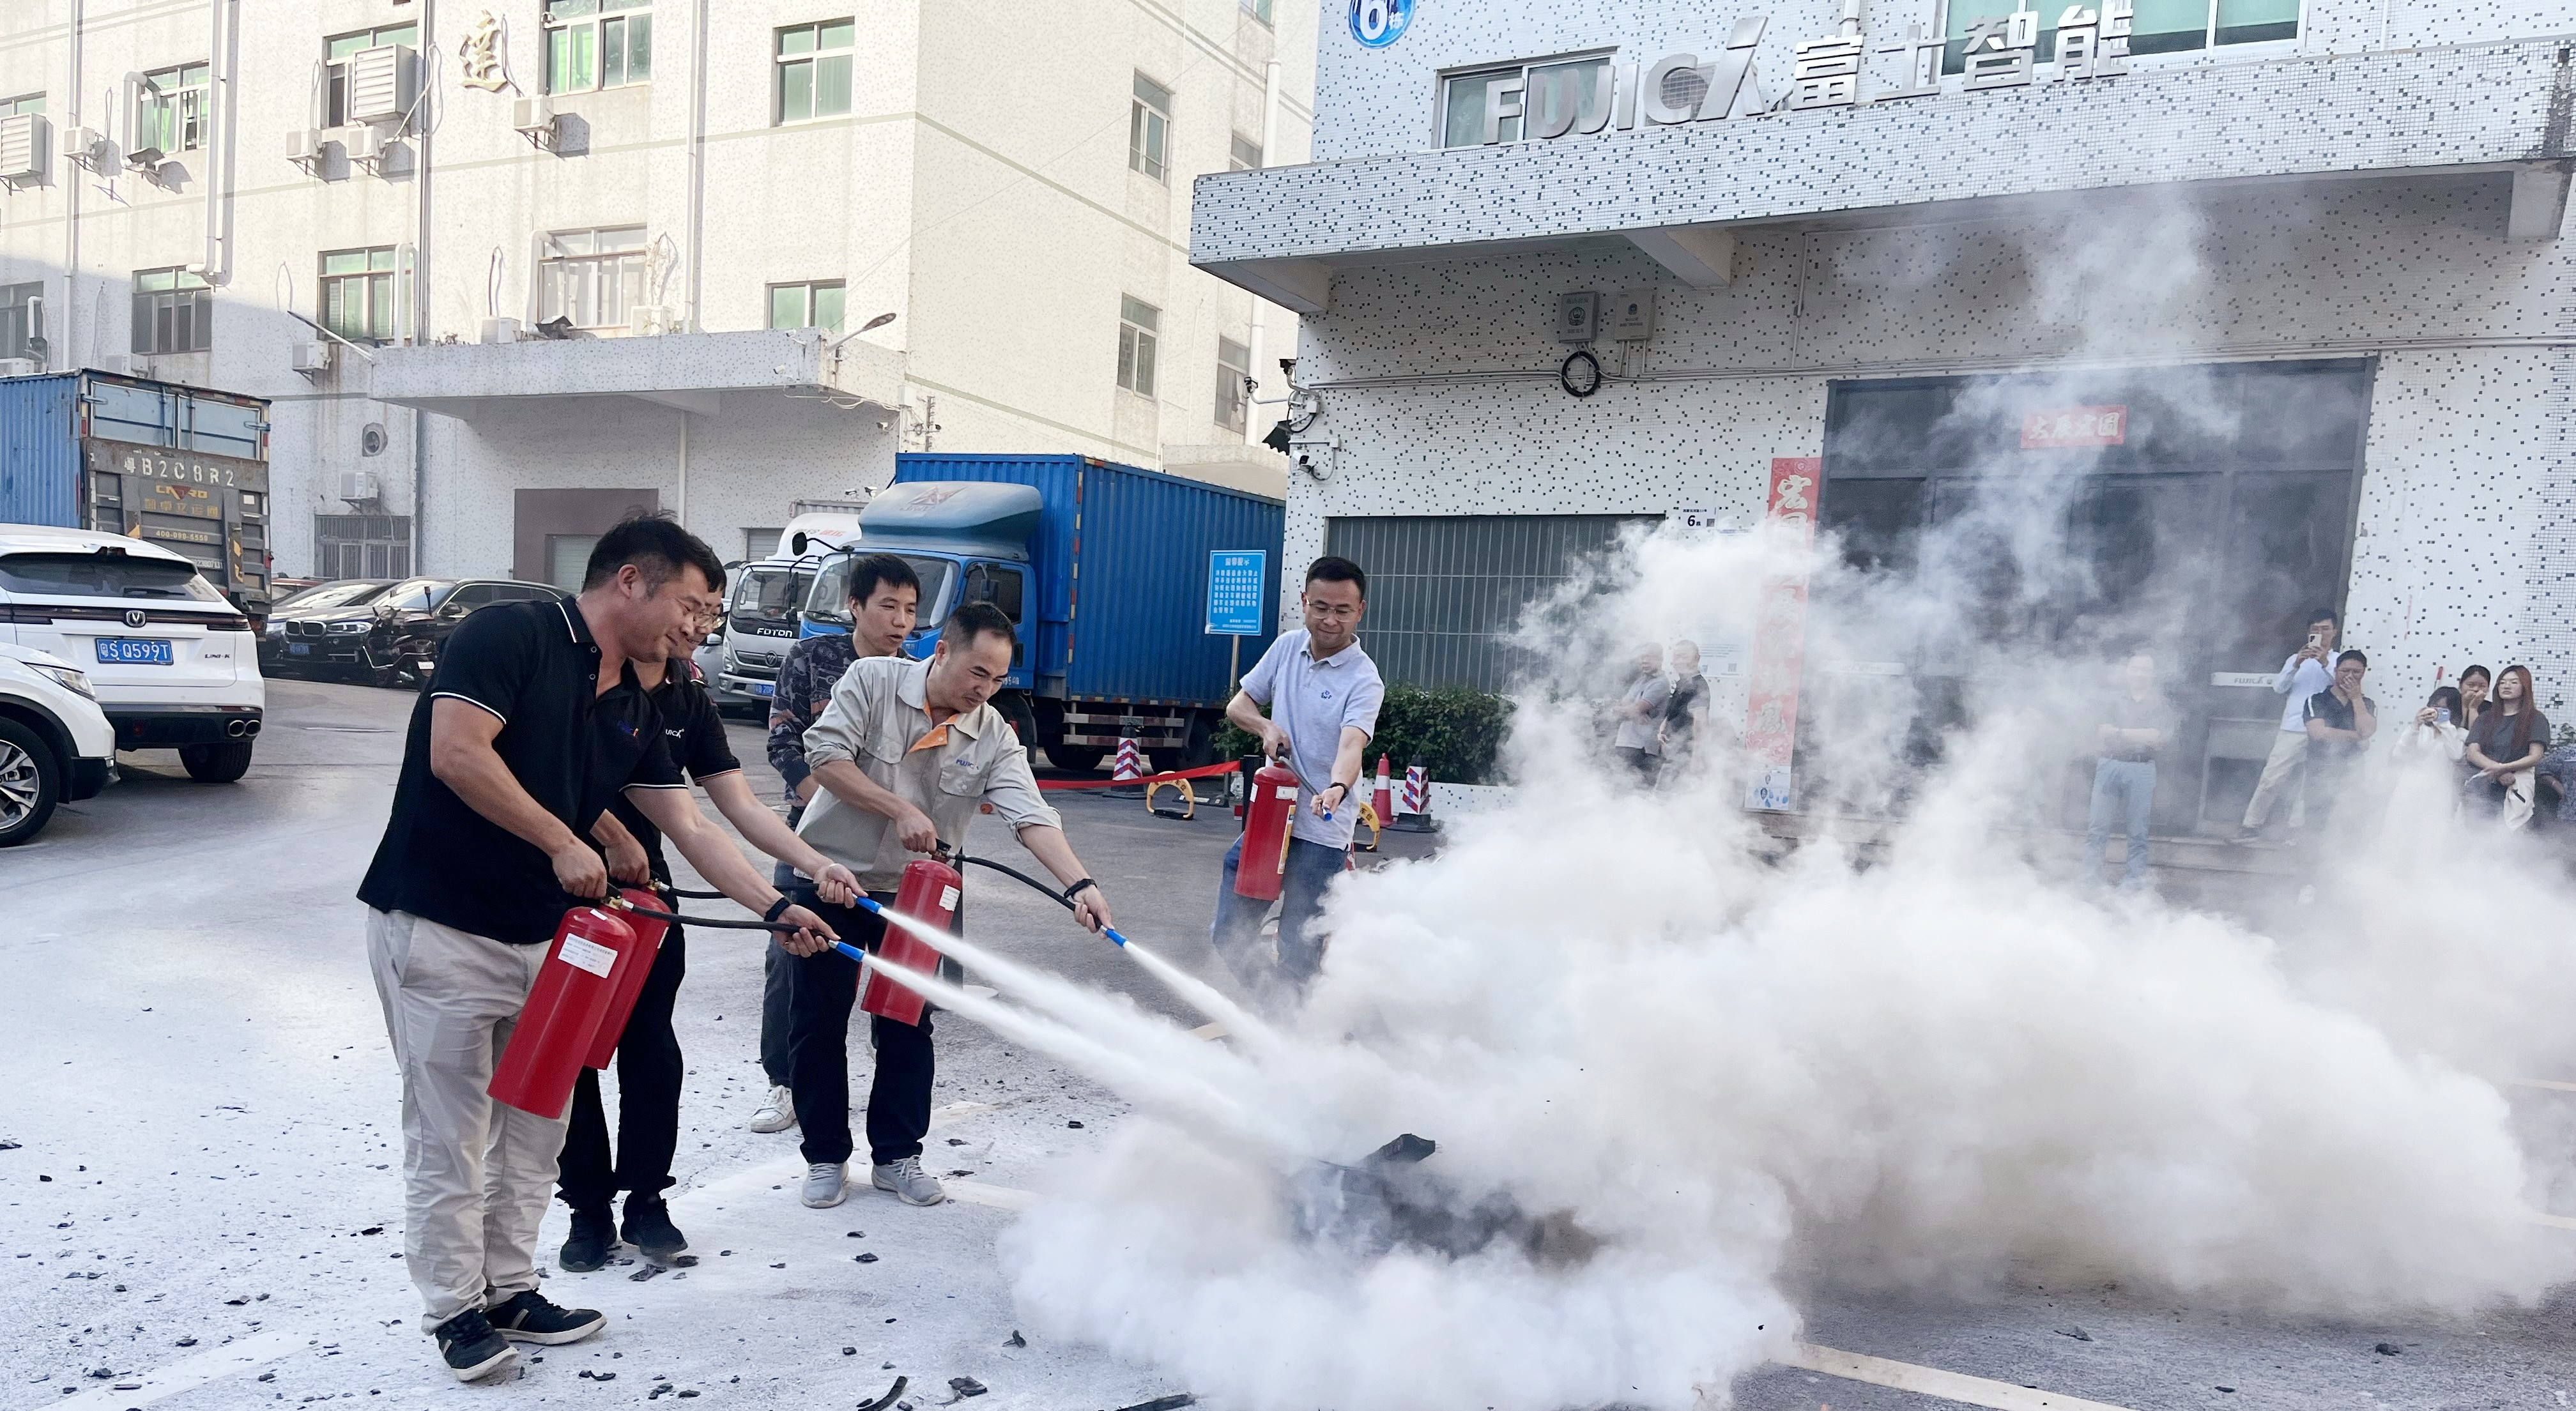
top-left (871, 1155), bottom-right (946, 1207)
top-left (801, 1161), bottom-right (847, 1209)
top-left (749, 1085), bottom-right (797, 1134)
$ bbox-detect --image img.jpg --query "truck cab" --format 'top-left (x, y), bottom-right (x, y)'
top-left (797, 483), bottom-right (1041, 733)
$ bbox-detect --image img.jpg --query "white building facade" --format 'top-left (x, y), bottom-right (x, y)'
top-left (0, 0), bottom-right (1311, 586)
top-left (1192, 0), bottom-right (2576, 832)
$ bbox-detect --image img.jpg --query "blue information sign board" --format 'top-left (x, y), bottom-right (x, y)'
top-left (1206, 550), bottom-right (1267, 636)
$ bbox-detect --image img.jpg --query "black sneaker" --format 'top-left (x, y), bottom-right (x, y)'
top-left (622, 1197), bottom-right (688, 1263)
top-left (484, 1289), bottom-right (606, 1345)
top-left (559, 1207), bottom-right (615, 1273)
top-left (433, 1309), bottom-right (518, 1382)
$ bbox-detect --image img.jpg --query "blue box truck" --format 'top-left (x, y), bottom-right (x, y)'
top-left (0, 369), bottom-right (276, 613)
top-left (796, 453), bottom-right (1284, 769)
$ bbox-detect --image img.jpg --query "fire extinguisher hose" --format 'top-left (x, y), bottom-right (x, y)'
top-left (935, 841), bottom-right (1133, 950)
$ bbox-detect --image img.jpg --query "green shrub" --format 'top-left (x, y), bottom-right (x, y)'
top-left (1213, 684), bottom-right (1513, 785)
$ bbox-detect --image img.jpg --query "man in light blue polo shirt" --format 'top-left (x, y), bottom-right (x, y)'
top-left (1213, 556), bottom-right (1384, 998)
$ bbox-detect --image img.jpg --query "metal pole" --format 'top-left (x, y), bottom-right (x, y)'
top-left (1228, 632), bottom-right (1240, 695)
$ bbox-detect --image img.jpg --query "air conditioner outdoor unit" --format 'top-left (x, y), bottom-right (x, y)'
top-left (94, 353), bottom-right (131, 374)
top-left (342, 124), bottom-right (387, 166)
top-left (479, 316), bottom-right (522, 344)
top-left (0, 112), bottom-right (49, 185)
top-left (286, 128), bottom-right (323, 167)
top-left (512, 95), bottom-right (557, 148)
top-left (0, 358), bottom-right (38, 378)
top-left (346, 45), bottom-right (420, 128)
top-left (289, 340), bottom-right (333, 374)
top-left (338, 469), bottom-right (382, 503)
top-left (59, 124), bottom-right (101, 168)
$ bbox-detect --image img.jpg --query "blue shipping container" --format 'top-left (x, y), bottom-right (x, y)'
top-left (892, 454), bottom-right (1283, 708)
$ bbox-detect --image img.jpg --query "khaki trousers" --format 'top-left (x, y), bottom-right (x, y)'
top-left (367, 908), bottom-right (567, 1332)
top-left (2241, 729), bottom-right (2310, 830)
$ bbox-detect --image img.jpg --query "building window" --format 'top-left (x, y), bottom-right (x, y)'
top-left (1439, 56), bottom-right (1614, 148)
top-left (546, 534), bottom-right (601, 591)
top-left (132, 268), bottom-right (211, 355)
top-left (1241, 0), bottom-right (1275, 24)
top-left (1229, 133), bottom-right (1261, 171)
top-left (320, 247), bottom-right (401, 344)
top-left (136, 63), bottom-right (210, 155)
top-left (0, 282), bottom-right (42, 363)
top-left (538, 226), bottom-right (648, 331)
top-left (316, 515), bottom-right (413, 579)
top-left (1116, 296), bottom-right (1159, 396)
top-left (1942, 0), bottom-right (2297, 69)
top-left (546, 0), bottom-right (652, 95)
top-left (1128, 73), bottom-right (1170, 181)
top-left (324, 24), bottom-right (419, 127)
top-left (767, 280), bottom-right (845, 333)
top-left (776, 19), bottom-right (854, 123)
top-left (1215, 336), bottom-right (1249, 432)
top-left (0, 93), bottom-right (44, 118)
top-left (744, 528), bottom-right (783, 561)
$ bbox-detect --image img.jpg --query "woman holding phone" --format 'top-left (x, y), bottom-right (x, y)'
top-left (2379, 685), bottom-right (2467, 841)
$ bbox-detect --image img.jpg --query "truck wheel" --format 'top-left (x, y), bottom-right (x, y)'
top-left (1048, 744), bottom-right (1107, 773)
top-left (0, 719), bottom-right (61, 846)
top-left (180, 740), bottom-right (255, 783)
top-left (1183, 712), bottom-right (1216, 767)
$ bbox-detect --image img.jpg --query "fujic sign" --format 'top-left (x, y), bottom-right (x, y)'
top-left (1473, 1), bottom-right (2135, 146)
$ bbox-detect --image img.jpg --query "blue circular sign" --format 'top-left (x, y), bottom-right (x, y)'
top-left (1349, 0), bottom-right (1412, 47)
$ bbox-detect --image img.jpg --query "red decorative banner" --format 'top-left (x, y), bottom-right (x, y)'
top-left (2020, 405), bottom-right (2128, 448)
top-left (1743, 457), bottom-right (1819, 812)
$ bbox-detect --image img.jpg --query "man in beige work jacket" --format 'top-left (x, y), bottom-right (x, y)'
top-left (779, 601), bottom-right (1116, 1210)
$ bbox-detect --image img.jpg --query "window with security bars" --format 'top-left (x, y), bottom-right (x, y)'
top-left (1241, 0), bottom-right (1275, 24)
top-left (1129, 73), bottom-right (1170, 181)
top-left (1215, 336), bottom-right (1249, 432)
top-left (137, 63), bottom-right (210, 155)
top-left (539, 226), bottom-right (648, 330)
top-left (315, 515), bottom-right (413, 579)
top-left (1229, 133), bottom-right (1261, 171)
top-left (320, 247), bottom-right (401, 344)
top-left (132, 268), bottom-right (211, 355)
top-left (1116, 296), bottom-right (1159, 397)
top-left (776, 19), bottom-right (854, 123)
top-left (325, 24), bottom-right (418, 126)
top-left (1942, 0), bottom-right (2297, 69)
top-left (768, 280), bottom-right (845, 332)
top-left (1439, 55), bottom-right (1611, 147)
top-left (546, 0), bottom-right (652, 94)
top-left (0, 94), bottom-right (43, 118)
top-left (1, 282), bottom-right (42, 362)
top-left (1324, 514), bottom-right (1659, 689)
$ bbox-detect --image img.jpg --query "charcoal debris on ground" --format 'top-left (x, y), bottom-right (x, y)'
top-left (857, 1375), bottom-right (909, 1411)
top-left (2055, 1325), bottom-right (2093, 1341)
top-left (630, 1263), bottom-right (666, 1282)
top-left (857, 1253), bottom-right (880, 1263)
top-left (1067, 1121), bottom-right (1084, 1129)
top-left (844, 1347), bottom-right (859, 1356)
top-left (946, 1375), bottom-right (988, 1400)
top-left (2376, 1343), bottom-right (2404, 1355)
top-left (1004, 1331), bottom-right (1025, 1348)
top-left (1114, 1396), bottom-right (1197, 1411)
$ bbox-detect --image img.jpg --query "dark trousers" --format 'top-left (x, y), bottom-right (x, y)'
top-left (557, 926), bottom-right (687, 1214)
top-left (786, 892), bottom-right (938, 1168)
top-left (761, 861), bottom-right (800, 1088)
top-left (1210, 834), bottom-right (1347, 991)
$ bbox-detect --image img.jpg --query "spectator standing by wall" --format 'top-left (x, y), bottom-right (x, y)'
top-left (1659, 641), bottom-right (1712, 777)
top-left (2378, 685), bottom-right (2467, 843)
top-left (2081, 652), bottom-right (2175, 890)
top-left (2300, 649), bottom-right (2379, 839)
top-left (1611, 644), bottom-right (1671, 784)
top-left (2237, 610), bottom-right (2341, 843)
top-left (746, 555), bottom-right (920, 1135)
top-left (2455, 665), bottom-right (2491, 736)
top-left (2464, 664), bottom-right (2549, 828)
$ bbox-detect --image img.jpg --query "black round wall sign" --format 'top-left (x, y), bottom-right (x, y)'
top-left (1560, 349), bottom-right (1602, 398)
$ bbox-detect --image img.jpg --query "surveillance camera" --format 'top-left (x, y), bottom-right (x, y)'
top-left (1278, 357), bottom-right (1297, 377)
top-left (1241, 374), bottom-right (1258, 397)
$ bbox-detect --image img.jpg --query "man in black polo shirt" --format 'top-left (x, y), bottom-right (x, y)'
top-left (359, 517), bottom-right (834, 1383)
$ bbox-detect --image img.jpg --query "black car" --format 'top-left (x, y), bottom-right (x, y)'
top-left (267, 577), bottom-right (565, 687)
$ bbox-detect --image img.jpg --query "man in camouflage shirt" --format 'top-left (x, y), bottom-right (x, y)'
top-left (747, 553), bottom-right (921, 1133)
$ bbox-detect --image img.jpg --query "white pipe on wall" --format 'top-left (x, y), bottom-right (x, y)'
top-left (60, 0), bottom-right (82, 369)
top-left (1243, 58), bottom-right (1283, 445)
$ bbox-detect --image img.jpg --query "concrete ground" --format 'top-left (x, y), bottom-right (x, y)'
top-left (3, 678), bottom-right (2572, 1410)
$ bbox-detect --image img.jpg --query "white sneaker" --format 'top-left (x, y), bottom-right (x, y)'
top-left (871, 1155), bottom-right (946, 1207)
top-left (801, 1161), bottom-right (847, 1209)
top-left (749, 1085), bottom-right (797, 1134)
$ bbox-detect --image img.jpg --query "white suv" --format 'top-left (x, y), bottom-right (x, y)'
top-left (0, 524), bottom-right (266, 782)
top-left (0, 641), bottom-right (116, 845)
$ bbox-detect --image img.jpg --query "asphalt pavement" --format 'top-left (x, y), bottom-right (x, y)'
top-left (3, 678), bottom-right (2571, 1410)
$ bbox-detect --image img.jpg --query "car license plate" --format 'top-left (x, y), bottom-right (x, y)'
top-left (96, 638), bottom-right (174, 666)
top-left (751, 681), bottom-right (776, 698)
top-left (288, 643), bottom-right (312, 657)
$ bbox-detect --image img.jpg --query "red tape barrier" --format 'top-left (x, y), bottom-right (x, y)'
top-left (1037, 761), bottom-right (1240, 791)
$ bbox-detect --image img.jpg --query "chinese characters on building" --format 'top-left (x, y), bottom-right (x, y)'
top-left (1782, 1), bottom-right (2134, 112)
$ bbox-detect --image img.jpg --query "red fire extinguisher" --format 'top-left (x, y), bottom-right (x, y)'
top-left (1234, 759), bottom-right (1301, 901)
top-left (581, 889), bottom-right (674, 1071)
top-left (859, 857), bottom-right (963, 1027)
top-left (489, 904), bottom-right (643, 1118)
